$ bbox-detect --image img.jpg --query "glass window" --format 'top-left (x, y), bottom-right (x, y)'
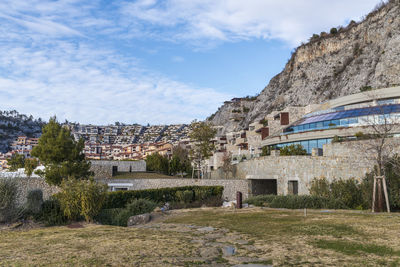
top-left (331, 120), bottom-right (340, 126)
top-left (340, 119), bottom-right (349, 126)
top-left (348, 117), bottom-right (358, 124)
top-left (303, 124), bottom-right (309, 130)
top-left (323, 121), bottom-right (331, 127)
top-left (298, 125), bottom-right (304, 131)
top-left (316, 122), bottom-right (324, 129)
top-left (301, 141), bottom-right (309, 153)
top-left (309, 140), bottom-right (318, 152)
top-left (309, 123), bottom-right (316, 129)
top-left (317, 139), bottom-right (327, 148)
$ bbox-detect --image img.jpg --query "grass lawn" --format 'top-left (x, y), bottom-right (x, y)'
top-left (1, 208), bottom-right (400, 266)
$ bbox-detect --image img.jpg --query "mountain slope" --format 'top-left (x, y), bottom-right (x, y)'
top-left (0, 110), bottom-right (43, 152)
top-left (209, 0), bottom-right (400, 131)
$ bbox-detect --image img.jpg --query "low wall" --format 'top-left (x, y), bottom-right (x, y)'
top-left (90, 160), bottom-right (146, 179)
top-left (100, 178), bottom-right (249, 201)
top-left (0, 177), bottom-right (59, 206)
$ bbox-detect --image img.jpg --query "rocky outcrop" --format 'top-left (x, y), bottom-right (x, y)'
top-left (209, 0), bottom-right (400, 132)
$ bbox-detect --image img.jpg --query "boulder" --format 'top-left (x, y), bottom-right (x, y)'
top-left (127, 213), bottom-right (151, 227)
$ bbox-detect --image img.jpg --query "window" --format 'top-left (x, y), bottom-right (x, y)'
top-left (288, 181), bottom-right (298, 195)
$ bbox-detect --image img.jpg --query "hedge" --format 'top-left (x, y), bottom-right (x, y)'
top-left (102, 186), bottom-right (224, 209)
top-left (245, 195), bottom-right (348, 209)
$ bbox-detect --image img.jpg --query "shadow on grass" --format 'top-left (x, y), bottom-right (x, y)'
top-left (312, 239), bottom-right (400, 256)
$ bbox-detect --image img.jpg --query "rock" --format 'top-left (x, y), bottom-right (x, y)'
top-left (197, 226), bottom-right (215, 232)
top-left (199, 247), bottom-right (220, 259)
top-left (222, 246), bottom-right (236, 256)
top-left (127, 213), bottom-right (151, 227)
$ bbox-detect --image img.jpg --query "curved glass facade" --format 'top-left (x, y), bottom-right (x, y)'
top-left (283, 104), bottom-right (400, 134)
top-left (270, 138), bottom-right (332, 154)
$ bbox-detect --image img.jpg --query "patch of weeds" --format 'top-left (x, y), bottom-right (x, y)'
top-left (312, 239), bottom-right (398, 256)
top-left (183, 260), bottom-right (205, 266)
top-left (214, 255), bottom-right (229, 264)
top-left (244, 259), bottom-right (273, 265)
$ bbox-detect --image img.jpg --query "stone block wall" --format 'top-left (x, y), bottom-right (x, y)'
top-left (0, 177), bottom-right (59, 206)
top-left (100, 178), bottom-right (249, 201)
top-left (211, 141), bottom-right (380, 196)
top-left (90, 160), bottom-right (146, 179)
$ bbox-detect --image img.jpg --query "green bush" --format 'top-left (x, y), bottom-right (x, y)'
top-left (309, 177), bottom-right (363, 209)
top-left (58, 179), bottom-right (107, 222)
top-left (176, 190), bottom-right (194, 203)
top-left (280, 144), bottom-right (307, 156)
top-left (330, 27), bottom-right (338, 34)
top-left (103, 186), bottom-right (223, 209)
top-left (40, 198), bottom-right (68, 226)
top-left (97, 199), bottom-right (157, 227)
top-left (245, 195), bottom-right (347, 209)
top-left (0, 179), bottom-right (18, 223)
top-left (115, 199), bottom-right (157, 226)
top-left (26, 189), bottom-right (43, 215)
top-left (95, 208), bottom-right (124, 226)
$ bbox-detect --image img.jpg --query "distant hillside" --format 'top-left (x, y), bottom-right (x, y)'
top-left (0, 110), bottom-right (44, 152)
top-left (209, 0), bottom-right (400, 132)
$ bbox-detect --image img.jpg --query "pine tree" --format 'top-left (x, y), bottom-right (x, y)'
top-left (31, 117), bottom-right (92, 185)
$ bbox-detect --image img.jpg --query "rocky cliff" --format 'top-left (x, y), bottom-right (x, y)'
top-left (209, 0), bottom-right (400, 132)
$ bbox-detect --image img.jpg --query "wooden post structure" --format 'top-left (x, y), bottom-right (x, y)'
top-left (372, 176), bottom-right (390, 213)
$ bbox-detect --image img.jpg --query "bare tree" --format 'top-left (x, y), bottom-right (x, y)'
top-left (355, 91), bottom-right (400, 212)
top-left (221, 151), bottom-right (235, 179)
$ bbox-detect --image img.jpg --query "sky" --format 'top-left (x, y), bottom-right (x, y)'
top-left (0, 0), bottom-right (386, 125)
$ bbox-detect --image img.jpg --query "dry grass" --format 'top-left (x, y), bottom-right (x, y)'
top-left (2, 208), bottom-right (400, 266)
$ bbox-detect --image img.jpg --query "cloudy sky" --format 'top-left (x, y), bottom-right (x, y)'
top-left (0, 0), bottom-right (385, 125)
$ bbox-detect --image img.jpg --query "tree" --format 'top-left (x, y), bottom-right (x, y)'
top-left (189, 121), bottom-right (217, 179)
top-left (221, 151), bottom-right (235, 178)
top-left (31, 117), bottom-right (92, 186)
top-left (8, 154), bottom-right (25, 171)
top-left (145, 153), bottom-right (169, 175)
top-left (279, 144), bottom-right (307, 156)
top-left (170, 146), bottom-right (192, 177)
top-left (354, 92), bottom-right (400, 212)
top-left (24, 158), bottom-right (38, 177)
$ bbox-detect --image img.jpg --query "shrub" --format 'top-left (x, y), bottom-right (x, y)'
top-left (309, 177), bottom-right (330, 198)
top-left (101, 199), bottom-right (157, 227)
top-left (0, 179), bottom-right (18, 223)
top-left (332, 135), bottom-right (343, 143)
top-left (26, 189), bottom-right (43, 215)
top-left (94, 208), bottom-right (124, 226)
top-left (58, 179), bottom-right (107, 222)
top-left (330, 27), bottom-right (338, 34)
top-left (261, 146), bottom-right (271, 156)
top-left (40, 198), bottom-right (68, 226)
top-left (245, 195), bottom-right (347, 209)
top-left (176, 190), bottom-right (194, 203)
top-left (280, 144), bottom-right (307, 156)
top-left (360, 86), bottom-right (373, 92)
top-left (102, 186), bottom-right (223, 209)
top-left (309, 177), bottom-right (363, 209)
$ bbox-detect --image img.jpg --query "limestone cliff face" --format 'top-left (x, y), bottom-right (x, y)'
top-left (209, 0), bottom-right (400, 131)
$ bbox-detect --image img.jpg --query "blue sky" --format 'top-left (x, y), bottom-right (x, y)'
top-left (0, 0), bottom-right (385, 125)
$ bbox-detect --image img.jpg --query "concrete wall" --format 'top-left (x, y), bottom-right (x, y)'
top-left (90, 160), bottom-right (146, 179)
top-left (100, 178), bottom-right (249, 201)
top-left (211, 141), bottom-right (378, 195)
top-left (0, 177), bottom-right (59, 206)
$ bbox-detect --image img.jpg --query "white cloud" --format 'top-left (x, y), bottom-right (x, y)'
top-left (0, 0), bottom-right (386, 125)
top-left (119, 0), bottom-right (386, 46)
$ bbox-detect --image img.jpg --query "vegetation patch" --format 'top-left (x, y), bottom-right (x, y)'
top-left (312, 239), bottom-right (398, 256)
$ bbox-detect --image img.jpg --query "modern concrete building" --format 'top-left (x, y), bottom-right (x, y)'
top-left (262, 86), bottom-right (400, 154)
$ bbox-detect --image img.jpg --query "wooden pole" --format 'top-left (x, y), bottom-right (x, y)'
top-left (377, 177), bottom-right (383, 212)
top-left (382, 176), bottom-right (391, 213)
top-left (372, 176), bottom-right (377, 213)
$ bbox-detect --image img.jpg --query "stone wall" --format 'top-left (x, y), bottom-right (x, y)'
top-left (90, 160), bottom-right (146, 179)
top-left (211, 141), bottom-right (377, 195)
top-left (100, 178), bottom-right (249, 201)
top-left (0, 177), bottom-right (59, 206)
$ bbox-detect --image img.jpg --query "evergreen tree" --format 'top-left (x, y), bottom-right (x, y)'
top-left (7, 154), bottom-right (25, 171)
top-left (31, 117), bottom-right (92, 185)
